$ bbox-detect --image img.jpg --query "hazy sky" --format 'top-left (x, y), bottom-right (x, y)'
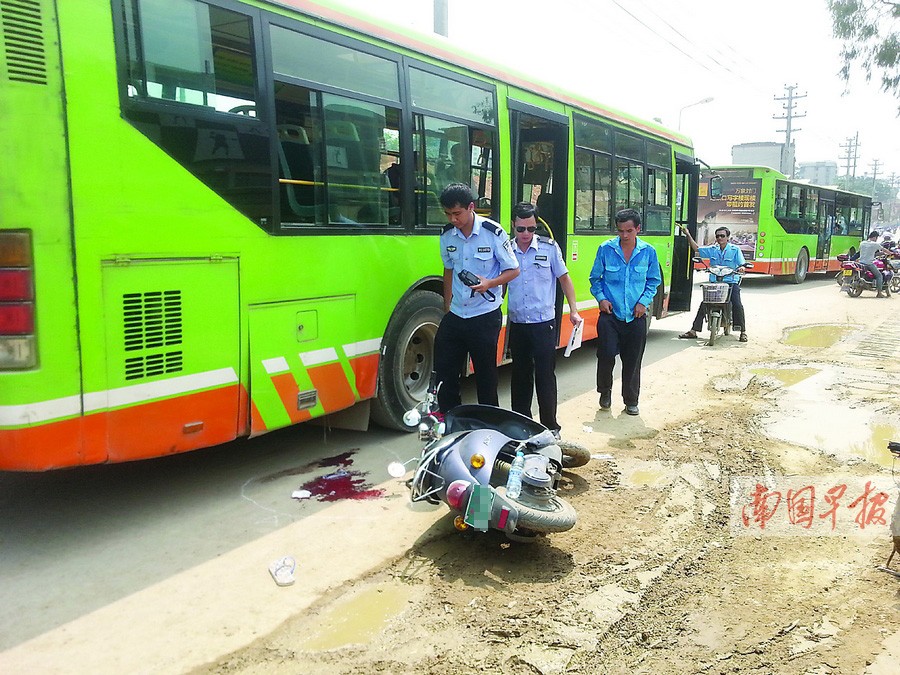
top-left (329, 0), bottom-right (898, 183)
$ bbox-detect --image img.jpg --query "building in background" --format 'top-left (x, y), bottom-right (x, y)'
top-left (797, 161), bottom-right (838, 186)
top-left (731, 142), bottom-right (795, 177)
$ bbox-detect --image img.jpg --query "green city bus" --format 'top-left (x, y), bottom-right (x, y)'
top-left (0, 0), bottom-right (698, 470)
top-left (696, 166), bottom-right (872, 283)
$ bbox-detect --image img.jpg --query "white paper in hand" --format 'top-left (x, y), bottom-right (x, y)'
top-left (564, 321), bottom-right (584, 357)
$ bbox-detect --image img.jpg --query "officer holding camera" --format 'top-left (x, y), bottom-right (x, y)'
top-left (434, 183), bottom-right (519, 413)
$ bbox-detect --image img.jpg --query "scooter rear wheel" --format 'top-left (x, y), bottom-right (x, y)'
top-left (846, 280), bottom-right (863, 298)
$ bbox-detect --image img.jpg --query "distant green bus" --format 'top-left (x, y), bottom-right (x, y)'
top-left (0, 0), bottom-right (699, 470)
top-left (697, 166), bottom-right (872, 283)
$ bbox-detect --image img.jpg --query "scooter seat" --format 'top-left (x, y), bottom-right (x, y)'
top-left (444, 404), bottom-right (554, 447)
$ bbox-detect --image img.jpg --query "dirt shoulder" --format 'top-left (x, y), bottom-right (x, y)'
top-left (201, 280), bottom-right (900, 675)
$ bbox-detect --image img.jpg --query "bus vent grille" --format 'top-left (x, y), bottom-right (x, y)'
top-left (1, 0), bottom-right (48, 85)
top-left (122, 290), bottom-right (183, 351)
top-left (125, 352), bottom-right (184, 381)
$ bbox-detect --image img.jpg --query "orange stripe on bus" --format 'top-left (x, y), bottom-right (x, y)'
top-left (350, 353), bottom-right (379, 400)
top-left (250, 398), bottom-right (267, 436)
top-left (106, 385), bottom-right (241, 463)
top-left (0, 386), bottom-right (241, 471)
top-left (270, 372), bottom-right (313, 425)
top-left (307, 362), bottom-right (356, 412)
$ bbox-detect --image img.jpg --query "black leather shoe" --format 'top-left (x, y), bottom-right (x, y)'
top-left (625, 404), bottom-right (639, 416)
top-left (599, 391), bottom-right (612, 410)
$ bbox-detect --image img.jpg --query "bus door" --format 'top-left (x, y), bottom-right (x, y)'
top-left (817, 198), bottom-right (835, 270)
top-left (670, 155), bottom-right (698, 312)
top-left (509, 103), bottom-right (569, 342)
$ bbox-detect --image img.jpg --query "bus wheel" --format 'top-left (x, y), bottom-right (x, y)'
top-left (789, 249), bottom-right (809, 284)
top-left (371, 290), bottom-right (444, 430)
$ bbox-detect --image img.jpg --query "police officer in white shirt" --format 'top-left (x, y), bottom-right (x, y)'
top-left (435, 183), bottom-right (520, 413)
top-left (506, 202), bottom-right (582, 437)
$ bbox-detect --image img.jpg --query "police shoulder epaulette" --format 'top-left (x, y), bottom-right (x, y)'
top-left (535, 235), bottom-right (556, 246)
top-left (481, 220), bottom-right (503, 236)
top-left (441, 223), bottom-right (454, 234)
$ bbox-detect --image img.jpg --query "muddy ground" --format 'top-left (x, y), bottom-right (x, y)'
top-left (200, 288), bottom-right (900, 675)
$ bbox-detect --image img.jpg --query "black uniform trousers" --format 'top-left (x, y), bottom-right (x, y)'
top-left (596, 312), bottom-right (647, 407)
top-left (509, 320), bottom-right (559, 432)
top-left (690, 283), bottom-right (745, 332)
top-left (434, 308), bottom-right (502, 413)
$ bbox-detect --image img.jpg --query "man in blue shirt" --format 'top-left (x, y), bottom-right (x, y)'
top-left (506, 202), bottom-right (582, 437)
top-left (434, 183), bottom-right (520, 413)
top-left (589, 208), bottom-right (661, 416)
top-left (678, 225), bottom-right (748, 341)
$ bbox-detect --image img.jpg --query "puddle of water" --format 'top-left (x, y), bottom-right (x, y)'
top-left (751, 367), bottom-right (820, 388)
top-left (854, 423), bottom-right (900, 469)
top-left (627, 468), bottom-right (667, 487)
top-left (763, 366), bottom-right (898, 470)
top-left (300, 583), bottom-right (412, 651)
top-left (782, 325), bottom-right (851, 349)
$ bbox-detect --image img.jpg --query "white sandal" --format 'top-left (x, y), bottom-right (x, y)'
top-left (268, 556), bottom-right (296, 586)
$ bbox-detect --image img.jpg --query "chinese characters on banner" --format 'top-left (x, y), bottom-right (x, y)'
top-left (697, 172), bottom-right (761, 260)
top-left (730, 476), bottom-right (896, 536)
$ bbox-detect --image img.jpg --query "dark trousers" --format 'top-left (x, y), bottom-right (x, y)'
top-left (691, 283), bottom-right (745, 332)
top-left (434, 308), bottom-right (502, 412)
top-left (596, 312), bottom-right (647, 407)
top-left (509, 320), bottom-right (559, 431)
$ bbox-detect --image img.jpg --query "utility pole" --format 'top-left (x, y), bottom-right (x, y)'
top-left (773, 84), bottom-right (805, 176)
top-left (433, 0), bottom-right (448, 36)
top-left (869, 158), bottom-right (881, 196)
top-left (839, 132), bottom-right (860, 178)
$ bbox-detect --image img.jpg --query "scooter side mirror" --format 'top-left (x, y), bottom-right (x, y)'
top-left (743, 262), bottom-right (754, 269)
top-left (402, 408), bottom-right (422, 427)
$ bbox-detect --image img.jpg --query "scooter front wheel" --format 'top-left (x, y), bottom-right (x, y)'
top-left (558, 440), bottom-right (591, 468)
top-left (707, 313), bottom-right (721, 346)
top-left (499, 487), bottom-right (577, 534)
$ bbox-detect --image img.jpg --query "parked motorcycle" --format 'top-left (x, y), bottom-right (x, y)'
top-left (393, 375), bottom-right (584, 542)
top-left (691, 256), bottom-right (752, 346)
top-left (840, 254), bottom-right (896, 297)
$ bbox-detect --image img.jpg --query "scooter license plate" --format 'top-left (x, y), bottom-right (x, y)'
top-left (843, 269), bottom-right (853, 276)
top-left (463, 484), bottom-right (494, 531)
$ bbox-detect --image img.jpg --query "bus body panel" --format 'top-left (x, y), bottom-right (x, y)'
top-left (0, 0), bottom-right (698, 469)
top-left (0, 0), bottom-right (87, 469)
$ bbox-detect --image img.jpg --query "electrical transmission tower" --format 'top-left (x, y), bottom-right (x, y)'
top-left (773, 84), bottom-right (805, 176)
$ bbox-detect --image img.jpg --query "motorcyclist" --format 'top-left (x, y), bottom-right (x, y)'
top-left (678, 225), bottom-right (748, 342)
top-left (859, 231), bottom-right (894, 298)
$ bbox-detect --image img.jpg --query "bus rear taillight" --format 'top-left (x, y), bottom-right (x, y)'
top-left (0, 231), bottom-right (37, 369)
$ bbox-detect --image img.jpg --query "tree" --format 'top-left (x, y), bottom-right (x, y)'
top-left (828, 1), bottom-right (900, 111)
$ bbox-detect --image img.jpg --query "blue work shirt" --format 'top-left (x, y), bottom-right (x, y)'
top-left (589, 237), bottom-right (661, 323)
top-left (698, 243), bottom-right (746, 284)
top-left (507, 235), bottom-right (568, 324)
top-left (440, 214), bottom-right (519, 318)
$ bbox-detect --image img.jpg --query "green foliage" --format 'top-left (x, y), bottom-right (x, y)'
top-left (828, 0), bottom-right (900, 111)
top-left (836, 174), bottom-right (897, 201)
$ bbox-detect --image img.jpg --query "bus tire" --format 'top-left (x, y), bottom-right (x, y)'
top-left (789, 249), bottom-right (809, 284)
top-left (371, 290), bottom-right (444, 431)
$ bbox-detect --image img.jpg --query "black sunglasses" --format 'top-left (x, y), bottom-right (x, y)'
top-left (715, 233), bottom-right (728, 238)
top-left (515, 226), bottom-right (537, 233)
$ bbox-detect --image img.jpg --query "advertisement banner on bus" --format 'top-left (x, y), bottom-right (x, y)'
top-left (698, 176), bottom-right (761, 260)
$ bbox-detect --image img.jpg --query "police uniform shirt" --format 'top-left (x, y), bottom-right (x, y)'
top-left (507, 235), bottom-right (568, 324)
top-left (440, 214), bottom-right (519, 318)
